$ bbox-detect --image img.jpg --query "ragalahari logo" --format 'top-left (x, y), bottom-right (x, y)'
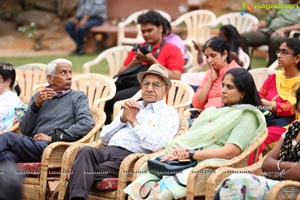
top-left (241, 2), bottom-right (254, 15)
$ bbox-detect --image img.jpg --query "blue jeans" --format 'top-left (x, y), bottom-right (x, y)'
top-left (0, 132), bottom-right (49, 162)
top-left (65, 17), bottom-right (104, 50)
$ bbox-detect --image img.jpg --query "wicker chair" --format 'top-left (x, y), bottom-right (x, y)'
top-left (185, 130), bottom-right (268, 199)
top-left (205, 159), bottom-right (264, 200)
top-left (113, 80), bottom-right (195, 118)
top-left (206, 158), bottom-right (300, 200)
top-left (57, 115), bottom-right (189, 200)
top-left (21, 107), bottom-right (106, 200)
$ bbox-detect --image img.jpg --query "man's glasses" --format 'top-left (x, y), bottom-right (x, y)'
top-left (276, 49), bottom-right (295, 56)
top-left (141, 81), bottom-right (165, 90)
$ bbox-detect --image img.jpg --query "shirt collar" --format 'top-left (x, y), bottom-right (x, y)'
top-left (141, 99), bottom-right (165, 112)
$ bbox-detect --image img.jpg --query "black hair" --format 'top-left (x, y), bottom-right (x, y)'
top-left (203, 36), bottom-right (231, 63)
top-left (137, 10), bottom-right (167, 35)
top-left (219, 25), bottom-right (241, 55)
top-left (284, 38), bottom-right (300, 69)
top-left (295, 87), bottom-right (300, 112)
top-left (162, 17), bottom-right (171, 36)
top-left (0, 63), bottom-right (21, 96)
top-left (223, 68), bottom-right (261, 106)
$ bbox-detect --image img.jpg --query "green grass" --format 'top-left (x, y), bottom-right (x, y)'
top-left (0, 53), bottom-right (109, 74)
top-left (0, 53), bottom-right (267, 76)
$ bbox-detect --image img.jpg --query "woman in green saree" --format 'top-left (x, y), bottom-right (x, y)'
top-left (124, 68), bottom-right (266, 199)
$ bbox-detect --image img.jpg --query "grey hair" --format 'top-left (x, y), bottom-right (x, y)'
top-left (46, 58), bottom-right (72, 76)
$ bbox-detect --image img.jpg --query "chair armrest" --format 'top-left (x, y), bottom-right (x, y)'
top-left (266, 180), bottom-right (300, 200)
top-left (57, 140), bottom-right (103, 200)
top-left (205, 160), bottom-right (263, 200)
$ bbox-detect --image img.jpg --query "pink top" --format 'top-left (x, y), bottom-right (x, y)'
top-left (192, 60), bottom-right (240, 109)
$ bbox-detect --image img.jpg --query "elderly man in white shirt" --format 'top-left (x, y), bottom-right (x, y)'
top-left (64, 64), bottom-right (179, 200)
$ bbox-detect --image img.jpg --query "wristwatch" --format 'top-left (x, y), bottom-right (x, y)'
top-left (188, 149), bottom-right (195, 159)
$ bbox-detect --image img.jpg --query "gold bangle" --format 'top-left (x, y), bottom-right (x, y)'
top-left (271, 101), bottom-right (276, 110)
top-left (277, 160), bottom-right (282, 171)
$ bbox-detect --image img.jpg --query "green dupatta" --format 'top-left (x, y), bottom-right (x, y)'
top-left (165, 104), bottom-right (266, 154)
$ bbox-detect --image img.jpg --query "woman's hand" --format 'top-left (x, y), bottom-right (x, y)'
top-left (160, 147), bottom-right (189, 162)
top-left (209, 64), bottom-right (218, 82)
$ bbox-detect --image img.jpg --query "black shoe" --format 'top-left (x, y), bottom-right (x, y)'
top-left (71, 48), bottom-right (85, 55)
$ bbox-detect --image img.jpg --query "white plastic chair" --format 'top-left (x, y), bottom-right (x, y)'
top-left (184, 50), bottom-right (193, 70)
top-left (249, 68), bottom-right (276, 90)
top-left (82, 45), bottom-right (133, 77)
top-left (240, 50), bottom-right (250, 70)
top-left (113, 80), bottom-right (195, 118)
top-left (117, 9), bottom-right (171, 46)
top-left (214, 12), bottom-right (259, 33)
top-left (171, 10), bottom-right (216, 66)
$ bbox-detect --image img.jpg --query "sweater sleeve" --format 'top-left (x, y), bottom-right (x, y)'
top-left (19, 95), bottom-right (39, 136)
top-left (64, 93), bottom-right (95, 139)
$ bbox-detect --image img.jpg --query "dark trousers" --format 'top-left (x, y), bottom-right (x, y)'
top-left (64, 17), bottom-right (104, 50)
top-left (64, 146), bottom-right (132, 200)
top-left (241, 30), bottom-right (286, 66)
top-left (104, 86), bottom-right (140, 124)
top-left (0, 132), bottom-right (48, 162)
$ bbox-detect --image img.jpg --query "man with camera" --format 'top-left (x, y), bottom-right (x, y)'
top-left (104, 9), bottom-right (184, 124)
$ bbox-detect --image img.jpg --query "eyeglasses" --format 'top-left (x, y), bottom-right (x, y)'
top-left (141, 81), bottom-right (165, 90)
top-left (276, 49), bottom-right (295, 56)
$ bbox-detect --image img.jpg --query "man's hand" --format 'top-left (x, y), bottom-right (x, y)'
top-left (135, 50), bottom-right (156, 65)
top-left (35, 88), bottom-right (55, 107)
top-left (79, 16), bottom-right (89, 27)
top-left (271, 28), bottom-right (286, 37)
top-left (33, 133), bottom-right (51, 142)
top-left (120, 100), bottom-right (140, 125)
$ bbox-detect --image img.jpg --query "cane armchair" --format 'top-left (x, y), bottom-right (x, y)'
top-left (205, 159), bottom-right (264, 200)
top-left (206, 158), bottom-right (300, 200)
top-left (113, 79), bottom-right (195, 118)
top-left (185, 130), bottom-right (268, 199)
top-left (82, 45), bottom-right (133, 77)
top-left (71, 73), bottom-right (116, 111)
top-left (57, 115), bottom-right (189, 200)
top-left (15, 63), bottom-right (47, 103)
top-left (20, 107), bottom-right (106, 200)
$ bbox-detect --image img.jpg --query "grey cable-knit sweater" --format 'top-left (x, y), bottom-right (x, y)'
top-left (19, 90), bottom-right (95, 141)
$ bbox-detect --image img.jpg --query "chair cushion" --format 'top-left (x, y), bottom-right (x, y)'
top-left (94, 178), bottom-right (118, 190)
top-left (16, 162), bottom-right (60, 177)
top-left (16, 162), bottom-right (41, 176)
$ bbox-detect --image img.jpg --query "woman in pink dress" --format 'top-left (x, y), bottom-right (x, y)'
top-left (192, 36), bottom-right (240, 110)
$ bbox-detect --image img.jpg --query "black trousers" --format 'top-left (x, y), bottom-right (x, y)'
top-left (64, 146), bottom-right (133, 200)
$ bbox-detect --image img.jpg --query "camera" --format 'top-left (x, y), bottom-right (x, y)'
top-left (133, 44), bottom-right (153, 55)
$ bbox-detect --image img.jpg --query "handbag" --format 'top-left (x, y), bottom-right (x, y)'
top-left (147, 156), bottom-right (197, 178)
top-left (51, 128), bottom-right (78, 142)
top-left (261, 108), bottom-right (293, 126)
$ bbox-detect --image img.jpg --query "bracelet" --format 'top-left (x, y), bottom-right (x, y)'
top-left (277, 160), bottom-right (282, 171)
top-left (271, 101), bottom-right (276, 110)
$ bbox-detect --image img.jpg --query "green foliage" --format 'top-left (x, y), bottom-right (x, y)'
top-left (18, 22), bottom-right (41, 50)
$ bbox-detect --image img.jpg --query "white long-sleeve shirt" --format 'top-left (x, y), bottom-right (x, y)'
top-left (100, 100), bottom-right (179, 153)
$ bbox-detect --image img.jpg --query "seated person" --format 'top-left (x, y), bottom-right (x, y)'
top-left (0, 63), bottom-right (26, 132)
top-left (240, 0), bottom-right (300, 66)
top-left (104, 10), bottom-right (184, 124)
top-left (64, 64), bottom-right (180, 200)
top-left (182, 25), bottom-right (244, 90)
top-left (65, 0), bottom-right (107, 55)
top-left (249, 38), bottom-right (300, 164)
top-left (163, 18), bottom-right (188, 64)
top-left (214, 87), bottom-right (300, 200)
top-left (0, 58), bottom-right (94, 162)
top-left (124, 68), bottom-right (266, 200)
top-left (192, 36), bottom-right (240, 110)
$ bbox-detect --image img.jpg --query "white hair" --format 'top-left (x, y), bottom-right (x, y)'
top-left (46, 58), bottom-right (72, 76)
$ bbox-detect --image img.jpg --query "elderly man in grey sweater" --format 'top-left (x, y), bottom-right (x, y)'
top-left (0, 58), bottom-right (94, 162)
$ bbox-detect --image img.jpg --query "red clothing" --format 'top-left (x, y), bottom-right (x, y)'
top-left (123, 41), bottom-right (184, 73)
top-left (249, 73), bottom-right (295, 165)
top-left (192, 60), bottom-right (240, 109)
